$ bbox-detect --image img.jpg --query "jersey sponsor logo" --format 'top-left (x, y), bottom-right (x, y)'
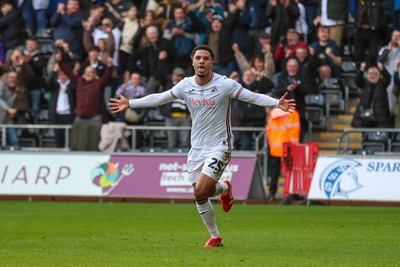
top-left (189, 98), bottom-right (216, 109)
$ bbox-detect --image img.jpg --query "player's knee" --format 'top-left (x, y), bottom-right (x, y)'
top-left (194, 186), bottom-right (210, 201)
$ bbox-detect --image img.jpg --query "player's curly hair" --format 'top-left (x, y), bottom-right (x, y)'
top-left (191, 45), bottom-right (215, 60)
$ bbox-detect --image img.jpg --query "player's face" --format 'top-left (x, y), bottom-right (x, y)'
top-left (192, 50), bottom-right (213, 78)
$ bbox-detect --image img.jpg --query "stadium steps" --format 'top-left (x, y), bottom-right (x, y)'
top-left (317, 97), bottom-right (361, 155)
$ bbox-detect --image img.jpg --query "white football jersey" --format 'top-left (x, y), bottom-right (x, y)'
top-left (129, 73), bottom-right (279, 150)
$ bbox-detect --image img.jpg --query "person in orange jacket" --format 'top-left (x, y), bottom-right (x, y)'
top-left (266, 107), bottom-right (301, 201)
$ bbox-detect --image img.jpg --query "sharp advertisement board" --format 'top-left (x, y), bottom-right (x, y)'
top-left (308, 156), bottom-right (400, 202)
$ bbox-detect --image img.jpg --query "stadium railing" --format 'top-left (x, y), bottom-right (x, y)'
top-left (0, 124), bottom-right (269, 187)
top-left (336, 128), bottom-right (400, 155)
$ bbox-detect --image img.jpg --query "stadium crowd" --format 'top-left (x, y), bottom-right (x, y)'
top-left (0, 0), bottom-right (400, 151)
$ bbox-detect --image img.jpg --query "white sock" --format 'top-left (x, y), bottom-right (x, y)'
top-left (196, 199), bottom-right (221, 238)
top-left (212, 181), bottom-right (228, 197)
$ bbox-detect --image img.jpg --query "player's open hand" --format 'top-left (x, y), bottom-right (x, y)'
top-left (278, 92), bottom-right (296, 113)
top-left (108, 93), bottom-right (130, 113)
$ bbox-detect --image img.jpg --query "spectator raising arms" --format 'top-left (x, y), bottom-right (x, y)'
top-left (351, 62), bottom-right (394, 128)
top-left (50, 0), bottom-right (85, 57)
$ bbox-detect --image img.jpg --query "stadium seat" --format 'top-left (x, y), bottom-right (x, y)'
top-left (362, 131), bottom-right (389, 153)
top-left (389, 132), bottom-right (400, 152)
top-left (305, 94), bottom-right (326, 133)
top-left (320, 78), bottom-right (348, 116)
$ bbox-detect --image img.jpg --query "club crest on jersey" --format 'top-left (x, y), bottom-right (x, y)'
top-left (189, 98), bottom-right (216, 109)
top-left (211, 86), bottom-right (218, 93)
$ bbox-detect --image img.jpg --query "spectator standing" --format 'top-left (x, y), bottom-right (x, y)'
top-left (378, 29), bottom-right (400, 116)
top-left (104, 0), bottom-right (131, 27)
top-left (114, 71), bottom-right (147, 148)
top-left (294, 0), bottom-right (308, 42)
top-left (89, 17), bottom-right (121, 68)
top-left (1, 50), bottom-right (36, 107)
top-left (309, 25), bottom-right (342, 82)
top-left (115, 72), bottom-right (147, 123)
top-left (204, 14), bottom-right (235, 77)
top-left (141, 25), bottom-right (178, 94)
top-left (393, 60), bottom-right (400, 127)
top-left (232, 39), bottom-right (275, 80)
top-left (112, 4), bottom-right (141, 77)
top-left (0, 71), bottom-right (30, 150)
top-left (23, 38), bottom-right (47, 123)
top-left (354, 0), bottom-right (387, 65)
top-left (274, 29), bottom-right (308, 69)
top-left (50, 0), bottom-right (85, 57)
top-left (236, 70), bottom-right (274, 150)
top-left (245, 0), bottom-right (270, 37)
top-left (163, 6), bottom-right (199, 70)
top-left (294, 46), bottom-right (319, 84)
top-left (351, 62), bottom-right (393, 128)
top-left (0, 0), bottom-right (26, 60)
top-left (56, 51), bottom-right (113, 124)
top-left (45, 70), bottom-right (76, 148)
top-left (18, 0), bottom-right (50, 38)
top-left (395, 0), bottom-right (400, 29)
top-left (83, 22), bottom-right (115, 66)
top-left (312, 0), bottom-right (348, 48)
top-left (79, 46), bottom-right (108, 78)
top-left (266, 0), bottom-right (300, 48)
top-left (160, 67), bottom-right (191, 151)
top-left (226, 0), bottom-right (256, 61)
top-left (275, 58), bottom-right (319, 139)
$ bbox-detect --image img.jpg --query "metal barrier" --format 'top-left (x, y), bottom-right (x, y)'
top-left (336, 128), bottom-right (400, 154)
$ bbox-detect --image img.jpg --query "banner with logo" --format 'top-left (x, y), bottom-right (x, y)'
top-left (308, 156), bottom-right (400, 202)
top-left (0, 152), bottom-right (257, 199)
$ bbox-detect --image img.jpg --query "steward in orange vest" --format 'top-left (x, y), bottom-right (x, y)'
top-left (266, 108), bottom-right (301, 157)
top-left (265, 108), bottom-right (301, 200)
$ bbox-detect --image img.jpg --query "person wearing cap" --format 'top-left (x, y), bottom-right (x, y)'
top-left (160, 67), bottom-right (191, 150)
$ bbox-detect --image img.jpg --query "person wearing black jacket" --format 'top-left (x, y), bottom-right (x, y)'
top-left (0, 0), bottom-right (26, 60)
top-left (236, 69), bottom-right (275, 150)
top-left (45, 70), bottom-right (76, 148)
top-left (204, 14), bottom-right (235, 76)
top-left (142, 25), bottom-right (179, 94)
top-left (351, 62), bottom-right (393, 128)
top-left (354, 0), bottom-right (387, 65)
top-left (23, 38), bottom-right (47, 123)
top-left (266, 0), bottom-right (300, 48)
top-left (275, 57), bottom-right (319, 140)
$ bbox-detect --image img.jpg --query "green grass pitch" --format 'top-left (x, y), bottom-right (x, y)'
top-left (0, 201), bottom-right (399, 267)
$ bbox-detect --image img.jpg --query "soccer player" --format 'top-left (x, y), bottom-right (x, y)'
top-left (108, 45), bottom-right (296, 247)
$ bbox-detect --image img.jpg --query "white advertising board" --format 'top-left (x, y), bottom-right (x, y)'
top-left (0, 153), bottom-right (108, 196)
top-left (308, 156), bottom-right (400, 202)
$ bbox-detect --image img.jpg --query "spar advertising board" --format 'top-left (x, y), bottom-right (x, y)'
top-left (0, 152), bottom-right (257, 199)
top-left (308, 155), bottom-right (400, 202)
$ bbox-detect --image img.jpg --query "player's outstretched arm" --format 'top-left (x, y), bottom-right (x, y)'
top-left (278, 92), bottom-right (296, 113)
top-left (109, 93), bottom-right (130, 113)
